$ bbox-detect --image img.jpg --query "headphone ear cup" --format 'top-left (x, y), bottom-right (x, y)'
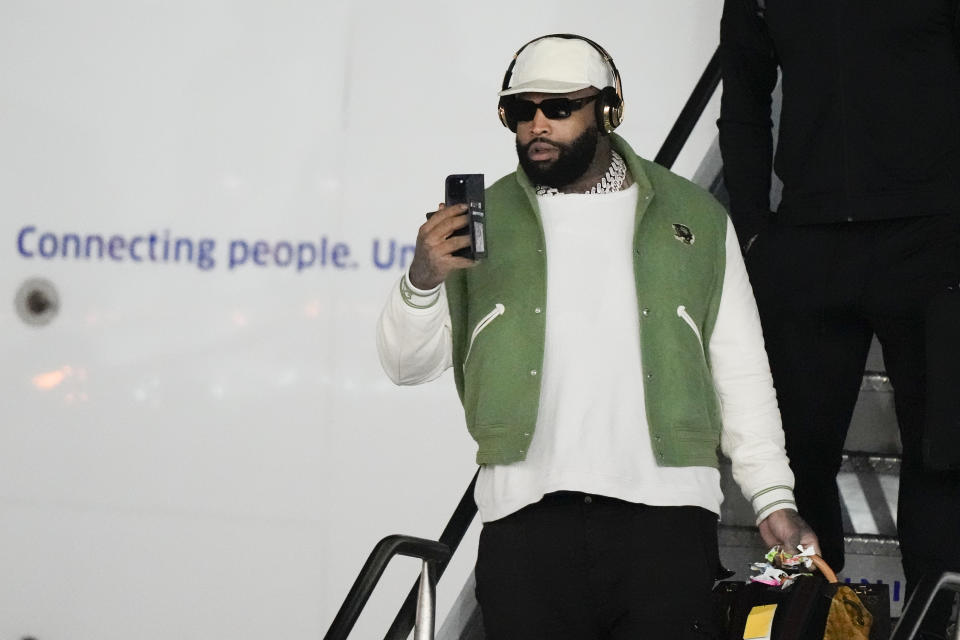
top-left (498, 99), bottom-right (518, 132)
top-left (596, 86), bottom-right (624, 134)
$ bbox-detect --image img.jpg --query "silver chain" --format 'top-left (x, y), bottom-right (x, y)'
top-left (535, 151), bottom-right (627, 196)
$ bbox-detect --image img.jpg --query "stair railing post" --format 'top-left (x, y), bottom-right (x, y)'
top-left (413, 560), bottom-right (436, 640)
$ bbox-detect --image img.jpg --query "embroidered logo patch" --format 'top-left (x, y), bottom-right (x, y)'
top-left (672, 223), bottom-right (695, 245)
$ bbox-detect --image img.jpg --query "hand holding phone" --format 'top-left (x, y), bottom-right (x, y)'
top-left (409, 174), bottom-right (486, 290)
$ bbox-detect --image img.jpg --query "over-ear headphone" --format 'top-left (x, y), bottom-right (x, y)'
top-left (497, 33), bottom-right (625, 134)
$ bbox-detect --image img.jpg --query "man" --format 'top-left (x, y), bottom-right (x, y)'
top-left (378, 34), bottom-right (816, 639)
top-left (718, 1), bottom-right (960, 636)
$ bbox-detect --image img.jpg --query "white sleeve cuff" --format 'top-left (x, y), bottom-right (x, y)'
top-left (400, 270), bottom-right (442, 309)
top-left (752, 485), bottom-right (798, 524)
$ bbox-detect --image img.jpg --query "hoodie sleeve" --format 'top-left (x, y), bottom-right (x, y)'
top-left (710, 220), bottom-right (797, 524)
top-left (376, 270), bottom-right (453, 385)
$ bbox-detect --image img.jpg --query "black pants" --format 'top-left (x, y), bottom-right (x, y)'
top-left (474, 492), bottom-right (720, 640)
top-left (747, 214), bottom-right (960, 629)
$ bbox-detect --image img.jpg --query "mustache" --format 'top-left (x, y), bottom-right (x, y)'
top-left (521, 137), bottom-right (572, 154)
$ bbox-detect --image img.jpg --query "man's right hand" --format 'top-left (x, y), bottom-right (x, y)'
top-left (408, 203), bottom-right (477, 289)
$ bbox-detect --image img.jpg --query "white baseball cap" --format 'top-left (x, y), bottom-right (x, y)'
top-left (499, 36), bottom-right (616, 97)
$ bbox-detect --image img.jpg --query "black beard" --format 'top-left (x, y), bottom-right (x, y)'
top-left (516, 126), bottom-right (600, 189)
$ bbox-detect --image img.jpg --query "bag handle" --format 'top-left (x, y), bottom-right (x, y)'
top-left (808, 554), bottom-right (839, 584)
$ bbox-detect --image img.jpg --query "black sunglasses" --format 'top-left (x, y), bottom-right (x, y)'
top-left (502, 94), bottom-right (600, 123)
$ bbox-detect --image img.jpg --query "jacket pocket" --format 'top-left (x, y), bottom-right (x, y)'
top-left (463, 303), bottom-right (505, 370)
top-left (676, 305), bottom-right (704, 351)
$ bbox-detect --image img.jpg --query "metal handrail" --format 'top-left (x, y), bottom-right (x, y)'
top-left (324, 535), bottom-right (451, 640)
top-left (324, 470), bottom-right (480, 640)
top-left (653, 46), bottom-right (722, 170)
top-left (890, 572), bottom-right (960, 640)
top-left (384, 470), bottom-right (480, 639)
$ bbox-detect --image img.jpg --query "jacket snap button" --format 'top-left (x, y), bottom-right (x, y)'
top-left (530, 370), bottom-right (538, 376)
top-left (584, 495), bottom-right (593, 504)
top-left (534, 307), bottom-right (542, 314)
top-left (642, 308), bottom-right (650, 317)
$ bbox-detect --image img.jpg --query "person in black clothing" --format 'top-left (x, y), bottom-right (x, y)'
top-left (718, 0), bottom-right (960, 636)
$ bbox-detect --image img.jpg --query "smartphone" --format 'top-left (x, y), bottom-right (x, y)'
top-left (443, 174), bottom-right (486, 260)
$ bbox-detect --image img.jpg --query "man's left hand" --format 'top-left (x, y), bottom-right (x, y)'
top-left (758, 509), bottom-right (820, 555)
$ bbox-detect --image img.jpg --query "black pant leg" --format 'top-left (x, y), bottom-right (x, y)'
top-left (866, 214), bottom-right (960, 633)
top-left (602, 504), bottom-right (720, 639)
top-left (474, 494), bottom-right (720, 640)
top-left (475, 496), bottom-right (600, 640)
top-left (747, 224), bottom-right (874, 571)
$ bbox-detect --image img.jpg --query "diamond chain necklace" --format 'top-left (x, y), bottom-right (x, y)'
top-left (535, 150), bottom-right (627, 196)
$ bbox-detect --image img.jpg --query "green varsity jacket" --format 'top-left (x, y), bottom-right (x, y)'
top-left (444, 134), bottom-right (729, 467)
